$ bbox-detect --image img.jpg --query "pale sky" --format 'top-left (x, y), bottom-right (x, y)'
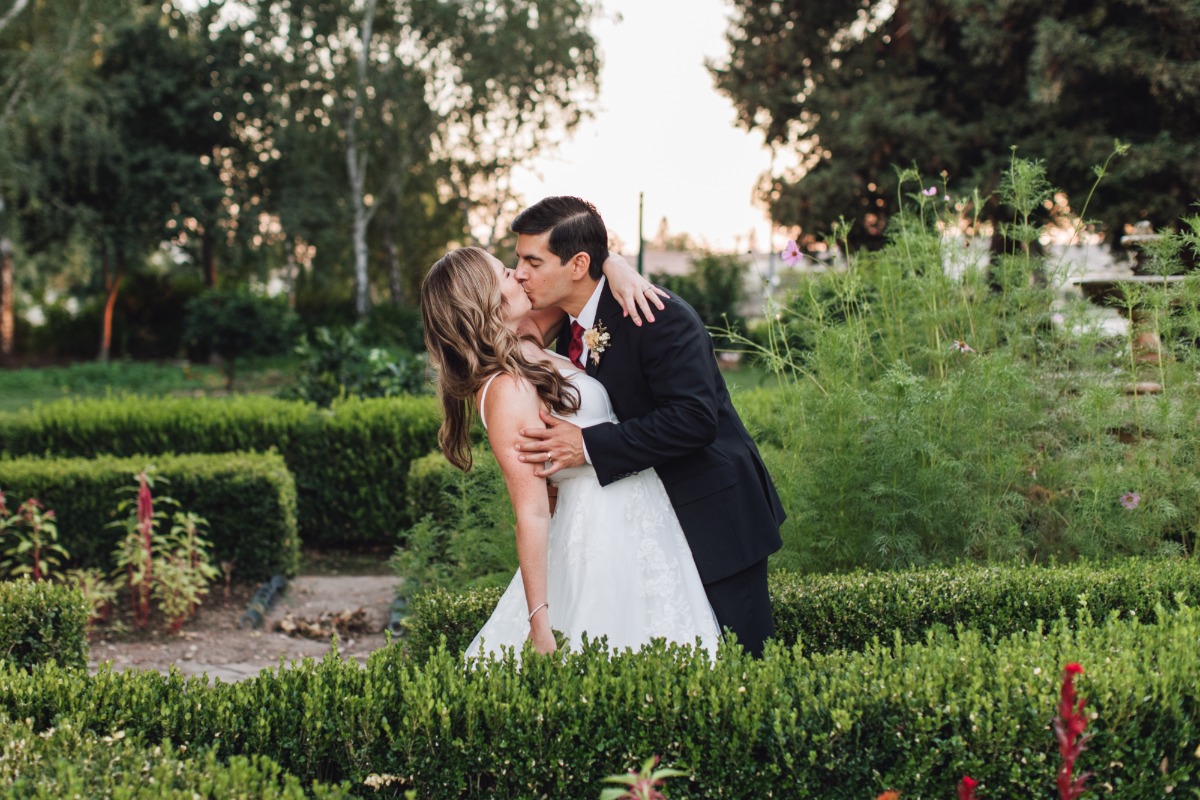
top-left (511, 0), bottom-right (777, 254)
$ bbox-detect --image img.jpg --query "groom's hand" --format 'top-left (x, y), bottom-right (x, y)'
top-left (516, 410), bottom-right (585, 477)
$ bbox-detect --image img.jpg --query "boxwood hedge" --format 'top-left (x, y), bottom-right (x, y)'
top-left (404, 556), bottom-right (1200, 661)
top-left (0, 715), bottom-right (353, 799)
top-left (3, 606), bottom-right (1198, 797)
top-left (0, 394), bottom-right (441, 545)
top-left (0, 580), bottom-right (88, 670)
top-left (0, 451), bottom-right (299, 579)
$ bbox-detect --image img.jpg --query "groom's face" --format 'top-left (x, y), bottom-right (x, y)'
top-left (514, 232), bottom-right (577, 311)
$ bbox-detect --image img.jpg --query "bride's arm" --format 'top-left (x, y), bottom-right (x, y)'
top-left (603, 252), bottom-right (668, 326)
top-left (479, 373), bottom-right (556, 654)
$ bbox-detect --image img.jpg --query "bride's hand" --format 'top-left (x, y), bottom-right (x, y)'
top-left (602, 252), bottom-right (668, 326)
top-left (528, 625), bottom-right (557, 655)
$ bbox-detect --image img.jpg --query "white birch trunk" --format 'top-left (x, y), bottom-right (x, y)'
top-left (345, 0), bottom-right (377, 318)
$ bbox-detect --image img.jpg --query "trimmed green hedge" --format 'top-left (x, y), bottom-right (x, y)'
top-left (3, 608), bottom-right (1199, 797)
top-left (769, 556), bottom-right (1200, 653)
top-left (0, 394), bottom-right (441, 545)
top-left (0, 452), bottom-right (299, 579)
top-left (0, 580), bottom-right (88, 670)
top-left (0, 715), bottom-right (353, 799)
top-left (404, 557), bottom-right (1200, 661)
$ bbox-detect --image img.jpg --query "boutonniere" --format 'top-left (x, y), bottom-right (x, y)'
top-left (582, 320), bottom-right (610, 366)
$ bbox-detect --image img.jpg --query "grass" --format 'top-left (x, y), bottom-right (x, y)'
top-left (0, 356), bottom-right (301, 413)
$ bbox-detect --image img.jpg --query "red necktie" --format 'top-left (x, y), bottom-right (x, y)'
top-left (567, 320), bottom-right (585, 369)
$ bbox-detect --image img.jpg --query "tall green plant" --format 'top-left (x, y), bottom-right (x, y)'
top-left (0, 492), bottom-right (67, 582)
top-left (720, 146), bottom-right (1200, 570)
top-left (109, 469), bottom-right (218, 631)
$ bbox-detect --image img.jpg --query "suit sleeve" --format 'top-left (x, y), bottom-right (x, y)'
top-left (582, 299), bottom-right (720, 485)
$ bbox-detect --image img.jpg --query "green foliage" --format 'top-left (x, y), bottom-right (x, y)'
top-left (392, 447), bottom-right (516, 607)
top-left (0, 452), bottom-right (299, 580)
top-left (184, 289), bottom-right (299, 388)
top-left (767, 557), bottom-right (1200, 654)
top-left (0, 495), bottom-right (68, 582)
top-left (0, 580), bottom-right (88, 670)
top-left (405, 557), bottom-right (1200, 663)
top-left (108, 470), bottom-right (219, 631)
top-left (403, 584), bottom-right (504, 660)
top-left (282, 326), bottom-right (428, 408)
top-left (0, 358), bottom-right (292, 414)
top-left (651, 252), bottom-right (747, 347)
top-left (720, 169), bottom-right (1200, 570)
top-left (0, 716), bottom-right (353, 799)
top-left (0, 394), bottom-right (442, 546)
top-left (3, 606), bottom-right (1200, 796)
top-left (712, 0), bottom-right (1200, 248)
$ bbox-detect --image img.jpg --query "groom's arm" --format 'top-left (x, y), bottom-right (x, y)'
top-left (582, 300), bottom-right (723, 485)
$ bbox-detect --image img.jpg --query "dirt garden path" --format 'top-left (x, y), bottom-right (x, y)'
top-left (88, 574), bottom-right (402, 683)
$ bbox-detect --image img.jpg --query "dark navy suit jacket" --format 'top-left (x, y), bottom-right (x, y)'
top-left (558, 282), bottom-right (785, 584)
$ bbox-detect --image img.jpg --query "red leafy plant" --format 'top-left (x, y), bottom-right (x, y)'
top-left (600, 756), bottom-right (688, 800)
top-left (0, 491), bottom-right (68, 582)
top-left (109, 468), bottom-right (217, 631)
top-left (1053, 663), bottom-right (1092, 800)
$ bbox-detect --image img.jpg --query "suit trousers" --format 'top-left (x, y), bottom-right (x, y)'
top-left (702, 557), bottom-right (773, 658)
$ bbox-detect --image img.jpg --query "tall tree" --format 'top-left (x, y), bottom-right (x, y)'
top-left (711, 0), bottom-right (1200, 248)
top-left (246, 0), bottom-right (601, 316)
top-left (7, 2), bottom-right (257, 359)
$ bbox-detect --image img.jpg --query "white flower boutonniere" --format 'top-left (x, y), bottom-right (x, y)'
top-left (582, 320), bottom-right (610, 366)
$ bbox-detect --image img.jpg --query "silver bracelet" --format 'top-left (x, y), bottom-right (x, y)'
top-left (527, 602), bottom-right (549, 623)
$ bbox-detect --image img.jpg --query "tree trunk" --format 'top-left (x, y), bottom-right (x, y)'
top-left (0, 236), bottom-right (14, 363)
top-left (99, 246), bottom-right (123, 362)
top-left (384, 222), bottom-right (404, 305)
top-left (285, 243), bottom-right (299, 311)
top-left (201, 226), bottom-right (217, 287)
top-left (345, 0), bottom-right (377, 319)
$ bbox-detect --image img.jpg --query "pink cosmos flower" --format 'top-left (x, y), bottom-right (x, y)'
top-left (922, 186), bottom-right (938, 197)
top-left (950, 340), bottom-right (975, 353)
top-left (781, 240), bottom-right (803, 266)
top-left (1120, 492), bottom-right (1140, 510)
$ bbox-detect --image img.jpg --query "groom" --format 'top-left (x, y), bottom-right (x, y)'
top-left (511, 196), bottom-right (785, 657)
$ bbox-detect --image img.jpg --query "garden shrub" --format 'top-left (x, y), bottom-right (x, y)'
top-left (0, 452), bottom-right (299, 579)
top-left (281, 326), bottom-right (428, 409)
top-left (183, 289), bottom-right (299, 388)
top-left (0, 715), bottom-right (352, 799)
top-left (404, 557), bottom-right (1200, 662)
top-left (394, 446), bottom-right (515, 604)
top-left (0, 580), bottom-right (88, 670)
top-left (767, 555), bottom-right (1200, 653)
top-left (0, 394), bottom-right (441, 546)
top-left (2, 607), bottom-right (1198, 797)
top-left (403, 584), bottom-right (503, 659)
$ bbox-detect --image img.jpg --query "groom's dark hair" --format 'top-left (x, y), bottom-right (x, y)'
top-left (511, 196), bottom-right (609, 280)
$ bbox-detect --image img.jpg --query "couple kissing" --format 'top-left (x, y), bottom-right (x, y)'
top-left (420, 196), bottom-right (785, 660)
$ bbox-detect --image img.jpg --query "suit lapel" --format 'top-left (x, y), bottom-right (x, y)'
top-left (553, 317), bottom-right (572, 359)
top-left (587, 284), bottom-right (625, 378)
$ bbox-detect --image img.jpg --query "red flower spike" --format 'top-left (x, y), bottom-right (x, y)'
top-left (958, 775), bottom-right (978, 800)
top-left (1053, 663), bottom-right (1093, 800)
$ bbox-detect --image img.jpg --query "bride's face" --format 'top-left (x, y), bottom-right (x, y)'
top-left (489, 253), bottom-right (530, 326)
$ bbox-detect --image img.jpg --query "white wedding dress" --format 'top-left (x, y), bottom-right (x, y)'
top-left (465, 352), bottom-right (721, 659)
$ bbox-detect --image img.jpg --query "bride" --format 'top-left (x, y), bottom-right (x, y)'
top-left (420, 247), bottom-right (720, 657)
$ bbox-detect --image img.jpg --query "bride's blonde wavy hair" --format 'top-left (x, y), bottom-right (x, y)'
top-left (421, 247), bottom-right (580, 471)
